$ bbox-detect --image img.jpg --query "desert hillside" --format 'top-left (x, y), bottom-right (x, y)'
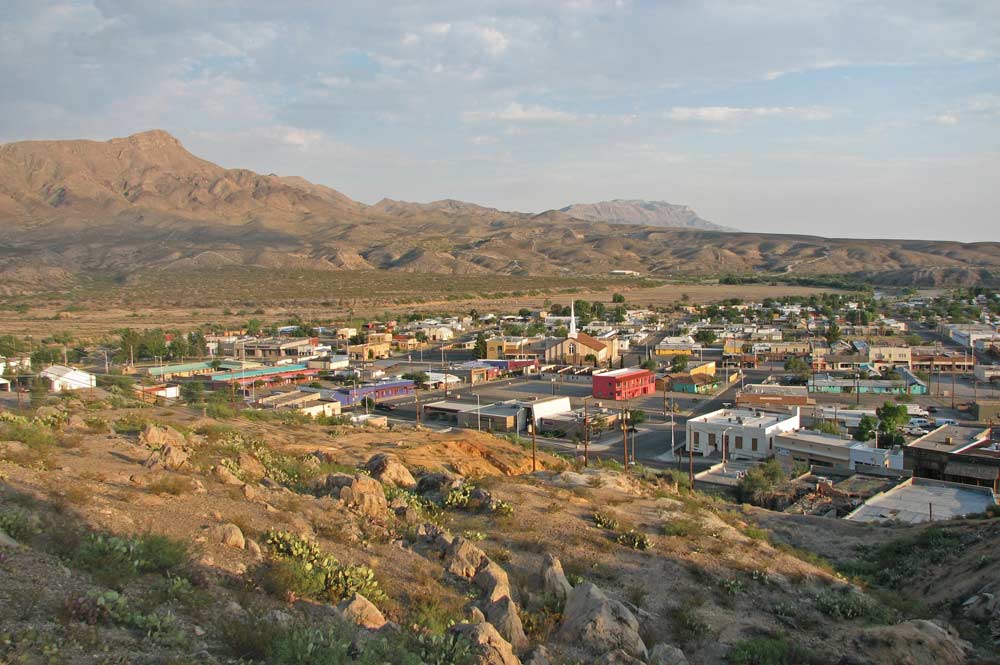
top-left (1, 393), bottom-right (998, 664)
top-left (1, 131), bottom-right (998, 291)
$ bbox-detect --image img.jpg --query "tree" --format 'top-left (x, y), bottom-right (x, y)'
top-left (402, 371), bottom-right (429, 385)
top-left (627, 409), bottom-right (647, 425)
top-left (875, 401), bottom-right (908, 446)
top-left (553, 327), bottom-right (568, 338)
top-left (854, 415), bottom-right (878, 441)
top-left (671, 355), bottom-right (689, 372)
top-left (612, 293), bottom-right (626, 304)
top-left (814, 421), bottom-right (840, 436)
top-left (694, 329), bottom-right (717, 346)
top-left (181, 381), bottom-right (205, 404)
top-left (640, 358), bottom-right (657, 371)
top-left (584, 353), bottom-right (598, 367)
top-left (474, 332), bottom-right (488, 359)
top-left (824, 321), bottom-right (842, 345)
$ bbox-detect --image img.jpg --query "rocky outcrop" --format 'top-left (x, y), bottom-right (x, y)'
top-left (417, 471), bottom-right (464, 496)
top-left (475, 560), bottom-right (513, 603)
top-left (444, 537), bottom-right (488, 579)
top-left (850, 620), bottom-right (972, 665)
top-left (213, 465), bottom-right (242, 485)
top-left (217, 523), bottom-right (245, 549)
top-left (339, 474), bottom-right (388, 518)
top-left (144, 445), bottom-right (189, 471)
top-left (336, 593), bottom-right (387, 630)
top-left (556, 583), bottom-right (646, 660)
top-left (364, 453), bottom-right (416, 489)
top-left (595, 650), bottom-right (644, 665)
top-left (237, 452), bottom-right (266, 482)
top-left (486, 597), bottom-right (528, 652)
top-left (139, 424), bottom-right (186, 448)
top-left (649, 643), bottom-right (688, 665)
top-left (450, 622), bottom-right (521, 665)
top-left (541, 554), bottom-right (572, 605)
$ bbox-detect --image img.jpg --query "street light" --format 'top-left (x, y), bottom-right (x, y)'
top-left (474, 393), bottom-right (481, 431)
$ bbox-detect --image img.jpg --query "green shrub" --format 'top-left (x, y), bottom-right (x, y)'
top-left (616, 529), bottom-right (653, 551)
top-left (838, 527), bottom-right (963, 589)
top-left (263, 530), bottom-right (385, 604)
top-left (726, 636), bottom-right (825, 665)
top-left (0, 508), bottom-right (42, 541)
top-left (592, 511), bottom-right (619, 530)
top-left (146, 475), bottom-right (195, 495)
top-left (443, 484), bottom-right (473, 509)
top-left (66, 590), bottom-right (185, 646)
top-left (662, 517), bottom-right (703, 538)
top-left (74, 533), bottom-right (189, 588)
top-left (815, 588), bottom-right (891, 622)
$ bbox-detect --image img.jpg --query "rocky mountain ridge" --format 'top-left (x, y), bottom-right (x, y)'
top-left (1, 130), bottom-right (998, 290)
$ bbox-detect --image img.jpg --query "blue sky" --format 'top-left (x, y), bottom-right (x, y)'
top-left (1, 1), bottom-right (998, 240)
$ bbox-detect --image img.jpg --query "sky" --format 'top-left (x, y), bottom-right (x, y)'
top-left (1, 1), bottom-right (999, 241)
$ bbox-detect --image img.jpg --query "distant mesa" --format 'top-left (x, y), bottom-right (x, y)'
top-left (559, 199), bottom-right (736, 232)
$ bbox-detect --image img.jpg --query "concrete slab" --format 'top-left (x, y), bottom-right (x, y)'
top-left (846, 478), bottom-right (996, 524)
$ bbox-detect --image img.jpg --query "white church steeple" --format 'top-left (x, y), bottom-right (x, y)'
top-left (569, 300), bottom-right (578, 339)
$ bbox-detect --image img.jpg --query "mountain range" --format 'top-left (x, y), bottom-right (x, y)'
top-left (1, 129), bottom-right (998, 292)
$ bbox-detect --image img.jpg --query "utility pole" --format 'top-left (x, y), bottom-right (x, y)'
top-left (415, 390), bottom-right (421, 427)
top-left (951, 369), bottom-right (956, 410)
top-left (583, 397), bottom-right (590, 467)
top-left (529, 422), bottom-right (537, 472)
top-left (688, 432), bottom-right (694, 491)
top-left (621, 402), bottom-right (629, 474)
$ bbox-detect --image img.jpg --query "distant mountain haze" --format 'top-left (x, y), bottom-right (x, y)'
top-left (559, 199), bottom-right (735, 232)
top-left (0, 130), bottom-right (997, 292)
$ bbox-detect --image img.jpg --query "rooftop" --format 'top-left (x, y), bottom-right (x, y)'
top-left (908, 425), bottom-right (991, 453)
top-left (845, 478), bottom-right (996, 524)
top-left (777, 430), bottom-right (859, 449)
top-left (597, 368), bottom-right (652, 379)
top-left (691, 408), bottom-right (796, 428)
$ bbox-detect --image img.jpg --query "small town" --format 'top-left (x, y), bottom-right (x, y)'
top-left (5, 286), bottom-right (999, 527)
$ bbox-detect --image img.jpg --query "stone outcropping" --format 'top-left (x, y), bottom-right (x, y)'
top-left (365, 453), bottom-right (416, 489)
top-left (450, 621), bottom-right (521, 665)
top-left (541, 554), bottom-right (572, 605)
top-left (555, 583), bottom-right (646, 660)
top-left (337, 593), bottom-right (387, 630)
top-left (339, 474), bottom-right (388, 518)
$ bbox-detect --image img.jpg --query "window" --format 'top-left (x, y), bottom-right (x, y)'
top-left (751, 438), bottom-right (758, 451)
top-left (694, 431), bottom-right (700, 446)
top-left (708, 432), bottom-right (716, 447)
top-left (735, 436), bottom-right (743, 449)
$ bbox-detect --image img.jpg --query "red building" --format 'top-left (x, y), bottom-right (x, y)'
top-left (592, 368), bottom-right (655, 401)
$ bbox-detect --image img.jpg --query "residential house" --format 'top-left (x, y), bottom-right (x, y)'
top-left (592, 368), bottom-right (655, 401)
top-left (40, 365), bottom-right (96, 392)
top-left (686, 408), bottom-right (800, 459)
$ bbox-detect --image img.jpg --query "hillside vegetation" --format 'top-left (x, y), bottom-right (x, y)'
top-left (1, 393), bottom-right (998, 664)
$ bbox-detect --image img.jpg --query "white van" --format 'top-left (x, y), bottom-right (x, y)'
top-left (934, 418), bottom-right (957, 426)
top-left (908, 417), bottom-right (932, 428)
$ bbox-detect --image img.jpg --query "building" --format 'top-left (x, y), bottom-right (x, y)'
top-left (133, 384), bottom-right (181, 401)
top-left (940, 323), bottom-right (998, 349)
top-left (210, 364), bottom-right (319, 390)
top-left (592, 368), bottom-right (655, 401)
top-left (318, 379), bottom-right (416, 407)
top-left (867, 345), bottom-right (912, 370)
top-left (518, 396), bottom-right (573, 429)
top-left (238, 337), bottom-right (319, 362)
top-left (974, 365), bottom-right (1000, 383)
top-left (808, 371), bottom-right (927, 395)
top-left (146, 360), bottom-right (245, 381)
top-left (255, 389), bottom-right (342, 418)
top-left (736, 384), bottom-right (815, 409)
top-left (973, 400), bottom-right (1000, 423)
top-left (662, 372), bottom-right (721, 394)
top-left (451, 361), bottom-right (501, 386)
top-left (39, 365), bottom-right (96, 392)
top-left (773, 430), bottom-right (893, 472)
top-left (687, 408), bottom-right (800, 459)
top-left (655, 336), bottom-right (702, 357)
top-left (904, 425), bottom-right (1000, 490)
top-left (845, 477), bottom-right (997, 524)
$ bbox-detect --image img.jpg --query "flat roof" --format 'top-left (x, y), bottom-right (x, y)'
top-left (908, 425), bottom-right (990, 453)
top-left (211, 363), bottom-right (309, 380)
top-left (596, 368), bottom-right (652, 378)
top-left (422, 400), bottom-right (481, 413)
top-left (691, 408), bottom-right (796, 428)
top-left (777, 430), bottom-right (858, 449)
top-left (846, 478), bottom-right (996, 524)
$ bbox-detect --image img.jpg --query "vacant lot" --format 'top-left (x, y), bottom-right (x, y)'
top-left (0, 269), bottom-right (843, 338)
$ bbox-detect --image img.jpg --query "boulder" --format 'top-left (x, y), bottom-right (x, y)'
top-left (213, 465), bottom-right (242, 485)
top-left (340, 474), bottom-right (388, 518)
top-left (850, 620), bottom-right (972, 665)
top-left (417, 471), bottom-right (464, 495)
top-left (475, 560), bottom-right (513, 603)
top-left (365, 453), bottom-right (416, 489)
top-left (0, 530), bottom-right (19, 548)
top-left (144, 445), bottom-right (189, 471)
top-left (962, 586), bottom-right (1000, 624)
top-left (649, 643), bottom-right (688, 665)
top-left (556, 583), bottom-right (646, 660)
top-left (246, 539), bottom-right (263, 559)
top-left (313, 472), bottom-right (355, 495)
top-left (595, 650), bottom-right (644, 665)
top-left (486, 597), bottom-right (528, 651)
top-left (35, 406), bottom-right (63, 420)
top-left (65, 414), bottom-right (87, 431)
top-left (0, 441), bottom-right (28, 458)
top-left (444, 537), bottom-right (487, 579)
top-left (470, 607), bottom-right (487, 624)
top-left (541, 554), bottom-right (572, 604)
top-left (523, 646), bottom-right (550, 665)
top-left (449, 622), bottom-right (521, 665)
top-left (237, 452), bottom-right (267, 482)
top-left (337, 593), bottom-right (387, 630)
top-left (139, 424), bottom-right (186, 448)
top-left (217, 523), bottom-right (245, 549)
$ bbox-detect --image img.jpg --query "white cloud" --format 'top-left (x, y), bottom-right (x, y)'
top-left (665, 106), bottom-right (835, 122)
top-left (463, 102), bottom-right (576, 123)
top-left (463, 25), bottom-right (509, 56)
top-left (401, 32), bottom-right (420, 46)
top-left (931, 114), bottom-right (960, 126)
top-left (425, 22), bottom-right (452, 37)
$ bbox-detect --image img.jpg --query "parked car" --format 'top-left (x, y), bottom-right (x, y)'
top-left (928, 406), bottom-right (939, 413)
top-left (374, 402), bottom-right (397, 412)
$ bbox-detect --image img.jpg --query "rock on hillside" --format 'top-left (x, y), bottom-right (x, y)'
top-left (559, 199), bottom-right (735, 232)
